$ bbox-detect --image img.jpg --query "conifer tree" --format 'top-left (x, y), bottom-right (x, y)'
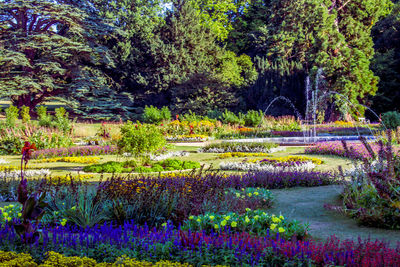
top-left (0, 0), bottom-right (128, 119)
top-left (370, 0), bottom-right (400, 114)
top-left (229, 0), bottom-right (392, 117)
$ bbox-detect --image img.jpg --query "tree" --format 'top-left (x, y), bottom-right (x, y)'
top-left (0, 0), bottom-right (127, 119)
top-left (370, 0), bottom-right (400, 114)
top-left (229, 0), bottom-right (392, 118)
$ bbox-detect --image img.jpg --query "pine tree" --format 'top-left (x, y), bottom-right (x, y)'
top-left (0, 0), bottom-right (128, 119)
top-left (370, 0), bottom-right (400, 114)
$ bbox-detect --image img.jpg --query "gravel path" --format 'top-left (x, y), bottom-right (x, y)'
top-left (268, 185), bottom-right (400, 246)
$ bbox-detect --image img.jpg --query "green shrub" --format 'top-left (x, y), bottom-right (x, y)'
top-left (382, 111), bottom-right (400, 129)
top-left (37, 106), bottom-right (53, 127)
top-left (83, 159), bottom-right (200, 173)
top-left (118, 121), bottom-right (166, 157)
top-left (160, 106), bottom-right (172, 121)
top-left (244, 110), bottom-right (264, 127)
top-left (181, 110), bottom-right (204, 122)
top-left (142, 105), bottom-right (161, 124)
top-left (142, 105), bottom-right (171, 124)
top-left (206, 109), bottom-right (223, 120)
top-left (20, 105), bottom-right (31, 124)
top-left (220, 109), bottom-right (243, 125)
top-left (54, 107), bottom-right (72, 134)
top-left (5, 105), bottom-right (19, 127)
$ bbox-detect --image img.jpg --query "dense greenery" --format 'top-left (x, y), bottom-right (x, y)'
top-left (0, 0), bottom-right (399, 119)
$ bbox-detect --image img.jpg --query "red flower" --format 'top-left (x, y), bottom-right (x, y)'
top-left (21, 142), bottom-right (37, 168)
top-left (176, 114), bottom-right (179, 120)
top-left (21, 141), bottom-right (36, 155)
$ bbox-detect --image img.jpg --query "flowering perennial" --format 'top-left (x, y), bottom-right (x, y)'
top-left (36, 156), bottom-right (100, 164)
top-left (31, 145), bottom-right (117, 159)
top-left (0, 222), bottom-right (397, 266)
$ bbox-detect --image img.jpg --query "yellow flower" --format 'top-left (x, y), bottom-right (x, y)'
top-left (17, 213), bottom-right (22, 217)
top-left (214, 224), bottom-right (219, 230)
top-left (254, 215), bottom-right (260, 220)
top-left (247, 193), bottom-right (252, 197)
top-left (189, 216), bottom-right (194, 220)
top-left (279, 215), bottom-right (284, 220)
top-left (71, 206), bottom-right (76, 211)
top-left (2, 212), bottom-right (8, 217)
top-left (235, 193), bottom-right (241, 197)
top-left (9, 205), bottom-right (14, 208)
top-left (209, 216), bottom-right (215, 220)
top-left (161, 223), bottom-right (167, 227)
top-left (245, 208), bottom-right (251, 212)
top-left (221, 220), bottom-right (227, 227)
top-left (278, 227), bottom-right (285, 233)
top-left (60, 219), bottom-right (67, 227)
top-left (272, 217), bottom-right (281, 223)
top-left (270, 224), bottom-right (277, 230)
top-left (254, 192), bottom-right (259, 196)
top-left (245, 216), bottom-right (250, 223)
top-left (231, 221), bottom-right (237, 228)
top-left (224, 216), bottom-right (231, 221)
top-left (241, 188), bottom-right (245, 191)
top-left (196, 218), bottom-right (201, 223)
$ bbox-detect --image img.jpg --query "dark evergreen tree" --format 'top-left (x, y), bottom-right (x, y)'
top-left (0, 0), bottom-right (129, 119)
top-left (370, 0), bottom-right (400, 115)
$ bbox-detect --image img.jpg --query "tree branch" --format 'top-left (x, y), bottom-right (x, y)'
top-left (337, 0), bottom-right (352, 11)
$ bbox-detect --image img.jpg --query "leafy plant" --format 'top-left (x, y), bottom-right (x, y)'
top-left (20, 106), bottom-right (30, 124)
top-left (220, 109), bottom-right (243, 125)
top-left (382, 111), bottom-right (400, 129)
top-left (337, 134), bottom-right (400, 229)
top-left (244, 110), bottom-right (264, 127)
top-left (36, 106), bottom-right (53, 127)
top-left (118, 121), bottom-right (166, 157)
top-left (54, 107), bottom-right (73, 134)
top-left (5, 105), bottom-right (19, 127)
top-left (14, 142), bottom-right (48, 244)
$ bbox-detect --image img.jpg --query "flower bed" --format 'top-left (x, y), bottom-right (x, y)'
top-left (35, 156), bottom-right (100, 164)
top-left (200, 142), bottom-right (282, 153)
top-left (0, 223), bottom-right (398, 266)
top-left (31, 145), bottom-right (117, 159)
top-left (166, 134), bottom-right (211, 142)
top-left (83, 159), bottom-right (201, 173)
top-left (150, 151), bottom-right (190, 161)
top-left (0, 159), bottom-right (9, 164)
top-left (217, 152), bottom-right (271, 159)
top-left (220, 156), bottom-right (322, 172)
top-left (0, 169), bottom-right (51, 179)
top-left (220, 161), bottom-right (316, 172)
top-left (0, 250), bottom-right (196, 266)
top-left (182, 209), bottom-right (308, 240)
top-left (305, 141), bottom-right (380, 160)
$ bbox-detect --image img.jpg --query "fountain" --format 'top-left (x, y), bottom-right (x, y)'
top-left (226, 68), bottom-right (381, 145)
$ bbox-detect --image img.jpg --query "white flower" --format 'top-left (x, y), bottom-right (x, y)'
top-left (0, 169), bottom-right (51, 179)
top-left (0, 159), bottom-right (10, 165)
top-left (149, 151), bottom-right (190, 161)
top-left (219, 161), bottom-right (316, 172)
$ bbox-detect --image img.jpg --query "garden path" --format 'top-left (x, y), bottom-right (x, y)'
top-left (268, 185), bottom-right (400, 246)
